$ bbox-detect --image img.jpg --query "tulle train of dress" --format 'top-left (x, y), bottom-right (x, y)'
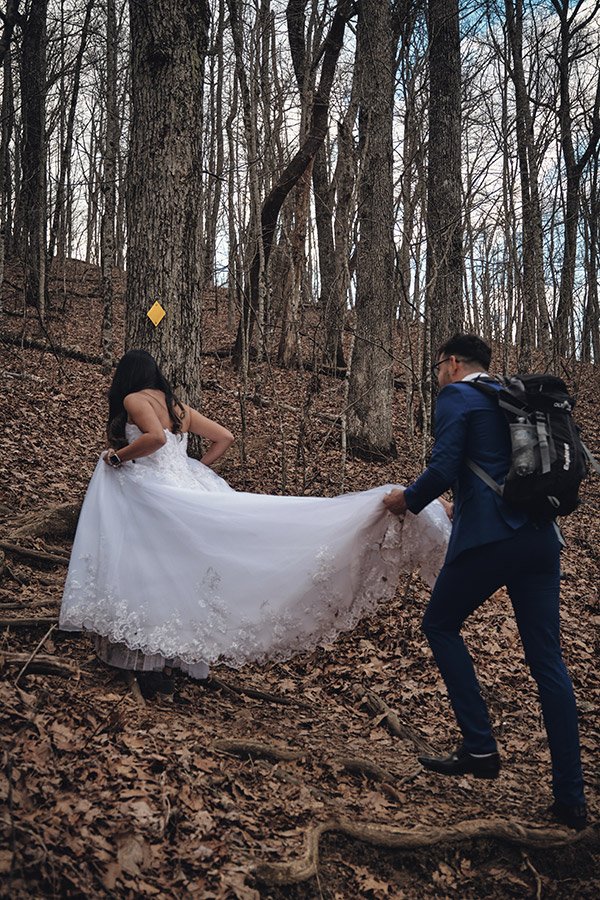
top-left (59, 425), bottom-right (451, 677)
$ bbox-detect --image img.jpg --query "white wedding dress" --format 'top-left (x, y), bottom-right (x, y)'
top-left (59, 424), bottom-right (451, 678)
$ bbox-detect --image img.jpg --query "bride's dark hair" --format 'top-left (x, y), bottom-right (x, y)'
top-left (107, 349), bottom-right (184, 448)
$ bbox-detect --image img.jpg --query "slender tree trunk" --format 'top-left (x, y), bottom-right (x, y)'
top-left (20, 0), bottom-right (47, 320)
top-left (0, 46), bottom-right (14, 278)
top-left (323, 84), bottom-right (359, 371)
top-left (504, 0), bottom-right (548, 367)
top-left (346, 0), bottom-right (397, 459)
top-left (48, 0), bottom-right (95, 264)
top-left (101, 0), bottom-right (117, 371)
top-left (426, 0), bottom-right (463, 360)
top-left (202, 0), bottom-right (226, 297)
top-left (228, 0), bottom-right (265, 367)
top-left (125, 0), bottom-right (211, 404)
top-left (581, 156), bottom-right (599, 361)
top-left (278, 162), bottom-right (313, 367)
top-left (551, 0), bottom-right (600, 358)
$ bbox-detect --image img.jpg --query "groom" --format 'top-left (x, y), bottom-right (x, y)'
top-left (383, 333), bottom-right (587, 830)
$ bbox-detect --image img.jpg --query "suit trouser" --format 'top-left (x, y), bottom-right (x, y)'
top-left (422, 521), bottom-right (585, 805)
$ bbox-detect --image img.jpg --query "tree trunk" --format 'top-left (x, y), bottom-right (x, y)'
top-left (326, 104), bottom-right (358, 370)
top-left (425, 0), bottom-right (463, 361)
top-left (201, 0), bottom-right (226, 297)
top-left (277, 162), bottom-right (313, 367)
top-left (551, 0), bottom-right (600, 358)
top-left (125, 0), bottom-right (211, 405)
top-left (101, 0), bottom-right (117, 371)
top-left (19, 0), bottom-right (47, 320)
top-left (581, 155), bottom-right (599, 362)
top-left (346, 0), bottom-right (397, 460)
top-left (311, 140), bottom-right (338, 362)
top-left (0, 45), bottom-right (14, 284)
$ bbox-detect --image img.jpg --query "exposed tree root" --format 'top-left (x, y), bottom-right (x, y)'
top-left (253, 816), bottom-right (594, 885)
top-left (213, 739), bottom-right (304, 762)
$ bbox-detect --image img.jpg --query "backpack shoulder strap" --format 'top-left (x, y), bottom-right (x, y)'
top-left (466, 458), bottom-right (503, 496)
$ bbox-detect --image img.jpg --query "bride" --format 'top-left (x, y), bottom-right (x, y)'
top-left (59, 349), bottom-right (451, 684)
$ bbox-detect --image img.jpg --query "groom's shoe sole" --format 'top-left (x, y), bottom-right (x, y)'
top-left (418, 748), bottom-right (501, 779)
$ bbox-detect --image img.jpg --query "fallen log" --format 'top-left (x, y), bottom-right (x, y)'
top-left (0, 331), bottom-right (106, 365)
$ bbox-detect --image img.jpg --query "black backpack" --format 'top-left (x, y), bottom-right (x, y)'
top-left (465, 374), bottom-right (600, 520)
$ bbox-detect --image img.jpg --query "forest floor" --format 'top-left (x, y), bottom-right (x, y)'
top-left (0, 260), bottom-right (599, 899)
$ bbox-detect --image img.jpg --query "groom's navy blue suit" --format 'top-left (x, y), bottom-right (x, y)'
top-left (404, 378), bottom-right (585, 806)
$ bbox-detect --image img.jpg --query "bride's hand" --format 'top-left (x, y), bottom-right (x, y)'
top-left (383, 488), bottom-right (407, 516)
top-left (103, 448), bottom-right (122, 467)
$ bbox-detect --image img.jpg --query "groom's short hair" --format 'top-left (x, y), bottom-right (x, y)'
top-left (437, 333), bottom-right (492, 371)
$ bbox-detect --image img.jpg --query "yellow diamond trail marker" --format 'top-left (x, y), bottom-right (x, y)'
top-left (147, 301), bottom-right (166, 327)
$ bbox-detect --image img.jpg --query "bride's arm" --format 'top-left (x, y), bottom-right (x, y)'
top-left (185, 405), bottom-right (234, 466)
top-left (105, 395), bottom-right (167, 464)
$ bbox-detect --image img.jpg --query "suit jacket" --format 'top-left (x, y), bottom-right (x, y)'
top-left (404, 379), bottom-right (528, 564)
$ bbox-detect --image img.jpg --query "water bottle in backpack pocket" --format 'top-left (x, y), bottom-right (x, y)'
top-left (509, 420), bottom-right (538, 477)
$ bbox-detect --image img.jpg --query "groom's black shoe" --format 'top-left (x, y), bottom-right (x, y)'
top-left (418, 745), bottom-right (500, 779)
top-left (549, 800), bottom-right (588, 831)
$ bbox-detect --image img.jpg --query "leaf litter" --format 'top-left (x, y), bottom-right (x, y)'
top-left (0, 260), bottom-right (598, 897)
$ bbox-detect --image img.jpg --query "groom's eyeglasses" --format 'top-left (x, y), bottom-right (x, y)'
top-left (431, 356), bottom-right (472, 375)
top-left (431, 356), bottom-right (452, 374)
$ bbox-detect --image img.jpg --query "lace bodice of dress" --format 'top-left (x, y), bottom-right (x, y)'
top-left (123, 423), bottom-right (230, 492)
